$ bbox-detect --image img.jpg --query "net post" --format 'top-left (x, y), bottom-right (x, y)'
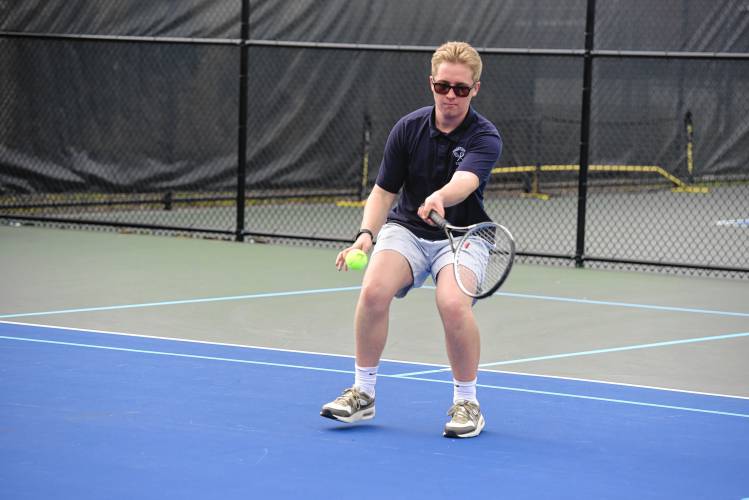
top-left (575, 0), bottom-right (596, 268)
top-left (235, 0), bottom-right (250, 242)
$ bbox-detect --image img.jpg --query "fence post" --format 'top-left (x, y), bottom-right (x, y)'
top-left (359, 113), bottom-right (371, 201)
top-left (235, 0), bottom-right (250, 242)
top-left (575, 0), bottom-right (596, 267)
top-left (684, 110), bottom-right (694, 183)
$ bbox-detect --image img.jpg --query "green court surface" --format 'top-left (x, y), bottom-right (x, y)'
top-left (2, 224), bottom-right (747, 397)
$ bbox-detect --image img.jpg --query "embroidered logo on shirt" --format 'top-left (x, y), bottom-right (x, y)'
top-left (452, 146), bottom-right (466, 165)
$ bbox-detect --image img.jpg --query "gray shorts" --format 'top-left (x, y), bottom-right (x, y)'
top-left (371, 223), bottom-right (487, 298)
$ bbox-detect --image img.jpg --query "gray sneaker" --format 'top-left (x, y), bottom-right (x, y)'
top-left (444, 400), bottom-right (485, 438)
top-left (320, 387), bottom-right (375, 423)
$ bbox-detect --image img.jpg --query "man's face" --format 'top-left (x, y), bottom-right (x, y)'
top-left (430, 62), bottom-right (480, 123)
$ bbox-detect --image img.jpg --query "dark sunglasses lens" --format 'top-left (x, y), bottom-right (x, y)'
top-left (433, 82), bottom-right (450, 94)
top-left (454, 86), bottom-right (471, 97)
top-left (433, 81), bottom-right (472, 97)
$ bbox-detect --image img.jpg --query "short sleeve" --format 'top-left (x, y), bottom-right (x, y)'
top-left (457, 132), bottom-right (502, 183)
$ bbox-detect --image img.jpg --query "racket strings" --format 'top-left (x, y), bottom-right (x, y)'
top-left (455, 224), bottom-right (514, 297)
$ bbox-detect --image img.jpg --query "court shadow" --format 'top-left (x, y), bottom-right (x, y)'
top-left (321, 423), bottom-right (385, 434)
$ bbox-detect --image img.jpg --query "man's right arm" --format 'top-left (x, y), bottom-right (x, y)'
top-left (335, 184), bottom-right (397, 271)
top-left (355, 184), bottom-right (397, 252)
top-left (336, 112), bottom-right (404, 270)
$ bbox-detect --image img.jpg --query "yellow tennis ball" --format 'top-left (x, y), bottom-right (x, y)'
top-left (345, 249), bottom-right (368, 270)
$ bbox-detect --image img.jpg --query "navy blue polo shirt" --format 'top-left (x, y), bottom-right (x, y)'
top-left (375, 106), bottom-right (502, 240)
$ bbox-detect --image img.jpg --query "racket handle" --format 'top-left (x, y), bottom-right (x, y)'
top-left (428, 210), bottom-right (448, 229)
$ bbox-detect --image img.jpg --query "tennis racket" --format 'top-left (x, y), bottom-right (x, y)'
top-left (429, 210), bottom-right (515, 299)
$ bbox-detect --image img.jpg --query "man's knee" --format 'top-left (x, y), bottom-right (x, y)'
top-left (358, 281), bottom-right (396, 313)
top-left (436, 293), bottom-right (473, 328)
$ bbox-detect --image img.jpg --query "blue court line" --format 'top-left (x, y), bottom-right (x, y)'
top-left (391, 331), bottom-right (749, 377)
top-left (0, 286), bottom-right (362, 319)
top-left (2, 334), bottom-right (748, 420)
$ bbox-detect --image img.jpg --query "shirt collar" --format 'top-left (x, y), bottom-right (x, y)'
top-left (429, 106), bottom-right (477, 140)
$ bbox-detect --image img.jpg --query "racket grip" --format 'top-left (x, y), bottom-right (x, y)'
top-left (428, 210), bottom-right (448, 229)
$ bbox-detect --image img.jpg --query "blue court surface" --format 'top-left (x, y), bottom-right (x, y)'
top-left (2, 321), bottom-right (748, 500)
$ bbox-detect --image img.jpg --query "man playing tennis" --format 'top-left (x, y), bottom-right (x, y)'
top-left (321, 41), bottom-right (502, 438)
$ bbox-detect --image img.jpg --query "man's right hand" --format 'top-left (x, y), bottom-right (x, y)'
top-left (335, 235), bottom-right (374, 271)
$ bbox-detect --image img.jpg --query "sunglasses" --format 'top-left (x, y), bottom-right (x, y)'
top-left (430, 77), bottom-right (475, 98)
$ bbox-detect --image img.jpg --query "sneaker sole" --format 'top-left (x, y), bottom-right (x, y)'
top-left (320, 407), bottom-right (375, 423)
top-left (443, 415), bottom-right (485, 438)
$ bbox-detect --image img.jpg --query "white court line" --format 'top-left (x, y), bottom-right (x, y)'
top-left (2, 333), bottom-right (748, 420)
top-left (1, 285), bottom-right (748, 319)
top-left (2, 319), bottom-right (747, 401)
top-left (492, 291), bottom-right (749, 318)
top-left (0, 320), bottom-right (447, 367)
top-left (431, 285), bottom-right (749, 318)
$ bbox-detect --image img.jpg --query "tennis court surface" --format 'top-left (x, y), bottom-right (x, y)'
top-left (1, 225), bottom-right (748, 499)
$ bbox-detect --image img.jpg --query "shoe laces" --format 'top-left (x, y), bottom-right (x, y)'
top-left (335, 387), bottom-right (365, 409)
top-left (448, 401), bottom-right (479, 423)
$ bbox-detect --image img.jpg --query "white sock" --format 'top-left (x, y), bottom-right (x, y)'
top-left (354, 364), bottom-right (378, 398)
top-left (453, 378), bottom-right (478, 404)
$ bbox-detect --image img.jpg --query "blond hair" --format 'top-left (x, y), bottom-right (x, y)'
top-left (431, 41), bottom-right (482, 82)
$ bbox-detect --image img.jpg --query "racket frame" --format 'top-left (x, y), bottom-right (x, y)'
top-left (429, 210), bottom-right (516, 299)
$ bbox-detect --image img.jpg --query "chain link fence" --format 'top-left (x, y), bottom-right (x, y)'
top-left (1, 35), bottom-right (238, 236)
top-left (1, 1), bottom-right (747, 277)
